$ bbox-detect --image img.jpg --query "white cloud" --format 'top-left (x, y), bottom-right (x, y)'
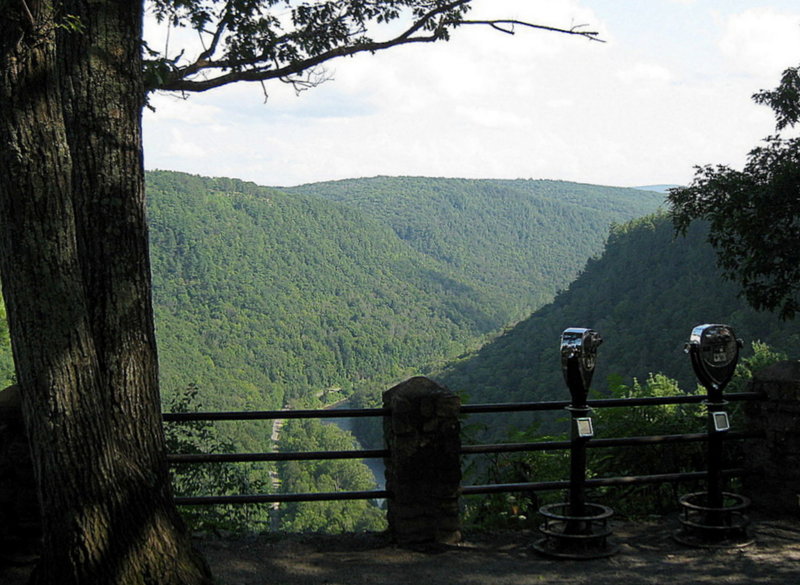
top-left (455, 105), bottom-right (533, 129)
top-left (141, 1), bottom-right (800, 188)
top-left (164, 129), bottom-right (207, 159)
top-left (616, 62), bottom-right (675, 85)
top-left (147, 94), bottom-right (224, 125)
top-left (718, 8), bottom-right (800, 78)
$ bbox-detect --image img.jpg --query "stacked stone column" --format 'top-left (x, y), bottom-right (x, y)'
top-left (383, 377), bottom-right (462, 545)
top-left (743, 361), bottom-right (800, 517)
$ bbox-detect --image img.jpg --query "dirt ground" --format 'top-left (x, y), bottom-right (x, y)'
top-left (3, 515), bottom-right (799, 584)
top-left (195, 514), bottom-right (799, 585)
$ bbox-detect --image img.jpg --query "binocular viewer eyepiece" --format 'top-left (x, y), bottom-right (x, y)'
top-left (560, 328), bottom-right (603, 408)
top-left (684, 323), bottom-right (743, 401)
top-left (560, 323), bottom-right (742, 406)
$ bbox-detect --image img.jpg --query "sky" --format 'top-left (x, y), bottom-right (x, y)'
top-left (142, 0), bottom-right (800, 189)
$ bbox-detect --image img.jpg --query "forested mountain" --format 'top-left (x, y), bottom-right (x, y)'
top-left (147, 171), bottom-right (663, 418)
top-left (3, 171), bottom-right (793, 533)
top-left (286, 177), bottom-right (664, 324)
top-left (149, 172), bottom-right (486, 413)
top-left (7, 173), bottom-right (789, 434)
top-left (434, 213), bottom-right (799, 432)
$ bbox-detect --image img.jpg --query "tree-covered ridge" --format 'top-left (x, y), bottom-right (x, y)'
top-left (435, 213), bottom-right (799, 435)
top-left (148, 171), bottom-right (663, 422)
top-left (148, 171), bottom-right (500, 419)
top-left (287, 177), bottom-right (665, 323)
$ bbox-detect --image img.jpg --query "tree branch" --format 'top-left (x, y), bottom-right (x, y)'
top-left (459, 19), bottom-right (604, 42)
top-left (157, 32), bottom-right (441, 92)
top-left (156, 0), bottom-right (466, 93)
top-left (149, 0), bottom-right (603, 94)
top-left (20, 0), bottom-right (36, 28)
top-left (196, 4), bottom-right (229, 64)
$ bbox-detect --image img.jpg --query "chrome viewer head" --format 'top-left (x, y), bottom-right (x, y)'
top-left (685, 324), bottom-right (742, 400)
top-left (560, 328), bottom-right (602, 407)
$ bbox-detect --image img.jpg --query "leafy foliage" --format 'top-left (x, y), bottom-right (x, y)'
top-left (286, 176), bottom-right (664, 325)
top-left (461, 374), bottom-right (704, 527)
top-left (669, 63), bottom-right (800, 319)
top-left (589, 342), bottom-right (785, 516)
top-left (276, 418), bottom-right (385, 533)
top-left (727, 341), bottom-right (787, 394)
top-left (589, 374), bottom-right (705, 515)
top-left (147, 171), bottom-right (523, 423)
top-left (164, 385), bottom-right (271, 533)
top-left (462, 423), bottom-right (568, 530)
top-left (0, 170), bottom-right (665, 533)
top-left (465, 343), bottom-right (786, 526)
top-left (752, 65), bottom-right (800, 132)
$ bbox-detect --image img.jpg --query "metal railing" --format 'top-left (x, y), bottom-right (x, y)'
top-left (164, 406), bottom-right (389, 505)
top-left (460, 391), bottom-right (764, 495)
top-left (163, 391), bottom-right (765, 506)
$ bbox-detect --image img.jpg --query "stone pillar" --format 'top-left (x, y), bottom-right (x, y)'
top-left (383, 376), bottom-right (461, 545)
top-left (0, 385), bottom-right (40, 558)
top-left (743, 361), bottom-right (800, 517)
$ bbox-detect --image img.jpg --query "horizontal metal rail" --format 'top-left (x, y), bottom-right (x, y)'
top-left (460, 430), bottom-right (763, 456)
top-left (459, 391), bottom-right (764, 415)
top-left (168, 448), bottom-right (389, 464)
top-left (175, 468), bottom-right (749, 505)
top-left (162, 391), bottom-right (764, 422)
top-left (165, 392), bottom-right (765, 506)
top-left (166, 431), bottom-right (763, 467)
top-left (175, 489), bottom-right (390, 506)
top-left (163, 407), bottom-right (388, 423)
top-left (461, 468), bottom-right (747, 496)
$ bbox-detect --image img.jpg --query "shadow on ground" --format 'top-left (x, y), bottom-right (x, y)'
top-left (196, 515), bottom-right (799, 585)
top-left (3, 515), bottom-right (798, 584)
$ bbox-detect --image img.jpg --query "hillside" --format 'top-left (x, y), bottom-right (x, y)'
top-left (434, 213), bottom-right (799, 427)
top-left (286, 177), bottom-right (664, 324)
top-left (147, 172), bottom-right (663, 417)
top-left (149, 172), bottom-right (494, 413)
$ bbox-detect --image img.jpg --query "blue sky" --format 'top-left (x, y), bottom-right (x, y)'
top-left (143, 0), bottom-right (800, 188)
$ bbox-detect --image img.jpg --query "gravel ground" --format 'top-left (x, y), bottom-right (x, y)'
top-left (3, 514), bottom-right (798, 584)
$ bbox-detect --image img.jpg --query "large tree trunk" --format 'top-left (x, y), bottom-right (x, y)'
top-left (0, 2), bottom-right (212, 583)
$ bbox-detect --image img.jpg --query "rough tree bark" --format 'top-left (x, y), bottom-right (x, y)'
top-left (0, 1), bottom-right (211, 583)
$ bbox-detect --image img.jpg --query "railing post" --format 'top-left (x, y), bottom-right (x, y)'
top-left (743, 361), bottom-right (800, 517)
top-left (383, 376), bottom-right (461, 545)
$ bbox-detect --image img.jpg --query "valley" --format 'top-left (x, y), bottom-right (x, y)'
top-left (2, 170), bottom-right (794, 533)
top-left (146, 172), bottom-right (663, 415)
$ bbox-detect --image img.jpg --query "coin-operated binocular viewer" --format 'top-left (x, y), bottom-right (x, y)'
top-left (675, 324), bottom-right (752, 547)
top-left (534, 328), bottom-right (618, 559)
